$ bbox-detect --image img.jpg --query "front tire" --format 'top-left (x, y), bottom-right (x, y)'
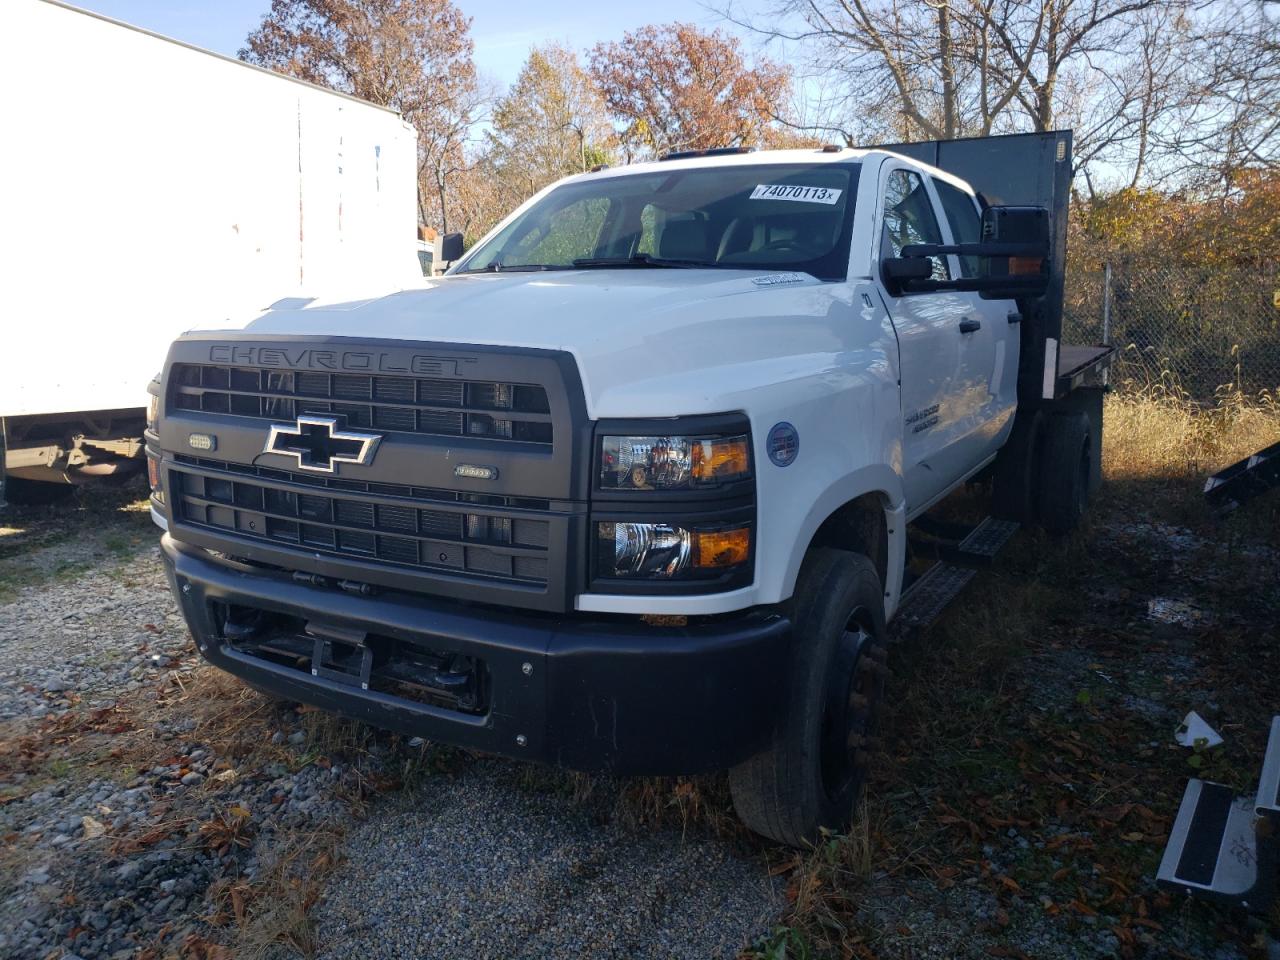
top-left (0, 476), bottom-right (76, 506)
top-left (729, 548), bottom-right (887, 847)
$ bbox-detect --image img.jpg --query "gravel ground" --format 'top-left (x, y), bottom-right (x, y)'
top-left (313, 760), bottom-right (780, 960)
top-left (11, 483), bottom-right (1269, 960)
top-left (0, 490), bottom-right (783, 960)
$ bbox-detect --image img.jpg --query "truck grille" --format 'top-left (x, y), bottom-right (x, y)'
top-left (170, 363), bottom-right (552, 444)
top-left (170, 458), bottom-right (550, 585)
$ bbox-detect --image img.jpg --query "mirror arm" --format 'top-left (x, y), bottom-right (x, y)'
top-left (900, 241), bottom-right (1048, 259)
top-left (903, 275), bottom-right (1048, 294)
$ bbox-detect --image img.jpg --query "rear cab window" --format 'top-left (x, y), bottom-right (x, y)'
top-left (933, 177), bottom-right (982, 278)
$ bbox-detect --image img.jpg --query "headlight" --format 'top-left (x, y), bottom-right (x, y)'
top-left (146, 376), bottom-right (161, 431)
top-left (146, 452), bottom-right (164, 504)
top-left (596, 522), bottom-right (751, 579)
top-left (599, 434), bottom-right (751, 491)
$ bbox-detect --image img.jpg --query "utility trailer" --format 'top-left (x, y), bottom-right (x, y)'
top-left (0, 0), bottom-right (422, 504)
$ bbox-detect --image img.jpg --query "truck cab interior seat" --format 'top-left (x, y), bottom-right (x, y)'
top-left (656, 218), bottom-right (711, 261)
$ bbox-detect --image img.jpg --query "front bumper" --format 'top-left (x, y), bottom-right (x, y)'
top-left (162, 535), bottom-right (790, 775)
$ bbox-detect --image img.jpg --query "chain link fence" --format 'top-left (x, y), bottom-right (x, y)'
top-left (1064, 263), bottom-right (1280, 401)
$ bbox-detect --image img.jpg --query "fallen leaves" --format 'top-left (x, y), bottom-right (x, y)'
top-left (80, 815), bottom-right (106, 839)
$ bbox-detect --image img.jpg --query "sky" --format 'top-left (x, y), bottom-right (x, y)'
top-left (73, 0), bottom-right (760, 91)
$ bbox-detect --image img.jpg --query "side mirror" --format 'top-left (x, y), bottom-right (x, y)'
top-left (440, 232), bottom-right (464, 264)
top-left (882, 255), bottom-right (933, 295)
top-left (981, 205), bottom-right (1049, 246)
top-left (898, 205), bottom-right (1052, 299)
top-left (977, 206), bottom-right (1050, 300)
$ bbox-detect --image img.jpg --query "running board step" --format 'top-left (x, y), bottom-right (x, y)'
top-left (1258, 717), bottom-right (1280, 815)
top-left (892, 562), bottom-right (975, 635)
top-left (940, 518), bottom-right (1021, 567)
top-left (1157, 781), bottom-right (1261, 906)
top-left (1157, 716), bottom-right (1280, 911)
top-left (1204, 440), bottom-right (1280, 512)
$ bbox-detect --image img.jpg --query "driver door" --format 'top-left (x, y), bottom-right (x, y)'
top-left (873, 165), bottom-right (972, 513)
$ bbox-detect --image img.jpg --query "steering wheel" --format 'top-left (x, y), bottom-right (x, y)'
top-left (761, 238), bottom-right (804, 253)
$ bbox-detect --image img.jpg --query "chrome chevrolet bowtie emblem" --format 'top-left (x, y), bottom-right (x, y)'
top-left (263, 415), bottom-right (382, 473)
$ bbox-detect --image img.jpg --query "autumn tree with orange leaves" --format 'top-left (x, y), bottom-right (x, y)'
top-left (589, 24), bottom-right (794, 159)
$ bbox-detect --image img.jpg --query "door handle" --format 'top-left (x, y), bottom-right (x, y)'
top-left (959, 318), bottom-right (982, 334)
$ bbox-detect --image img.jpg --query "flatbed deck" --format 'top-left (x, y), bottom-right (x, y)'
top-left (1056, 343), bottom-right (1112, 397)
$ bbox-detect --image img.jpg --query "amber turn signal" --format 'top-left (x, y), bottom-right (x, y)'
top-left (692, 526), bottom-right (751, 568)
top-left (691, 436), bottom-right (750, 483)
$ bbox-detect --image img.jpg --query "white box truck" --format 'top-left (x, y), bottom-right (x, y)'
top-left (0, 0), bottom-right (422, 502)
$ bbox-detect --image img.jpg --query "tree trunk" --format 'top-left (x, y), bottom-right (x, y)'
top-left (939, 1), bottom-right (957, 138)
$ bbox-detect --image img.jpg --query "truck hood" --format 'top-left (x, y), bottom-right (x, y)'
top-left (238, 270), bottom-right (858, 418)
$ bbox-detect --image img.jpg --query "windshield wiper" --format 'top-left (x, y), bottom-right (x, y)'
top-left (571, 254), bottom-right (723, 270)
top-left (458, 262), bottom-right (565, 274)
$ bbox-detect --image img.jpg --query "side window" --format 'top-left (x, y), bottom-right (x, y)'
top-left (880, 169), bottom-right (949, 282)
top-left (934, 178), bottom-right (982, 278)
top-left (507, 197), bottom-right (610, 265)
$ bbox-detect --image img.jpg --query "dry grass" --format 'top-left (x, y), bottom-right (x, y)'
top-left (1104, 383), bottom-right (1280, 484)
top-left (204, 831), bottom-right (341, 960)
top-left (750, 389), bottom-right (1280, 959)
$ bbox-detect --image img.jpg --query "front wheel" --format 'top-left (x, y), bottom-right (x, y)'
top-left (729, 548), bottom-right (887, 847)
top-left (0, 475), bottom-right (76, 506)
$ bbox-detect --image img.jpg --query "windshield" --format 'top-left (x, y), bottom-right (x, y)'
top-left (456, 162), bottom-right (861, 281)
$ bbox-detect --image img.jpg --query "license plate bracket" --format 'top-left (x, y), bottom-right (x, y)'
top-left (306, 621), bottom-right (373, 690)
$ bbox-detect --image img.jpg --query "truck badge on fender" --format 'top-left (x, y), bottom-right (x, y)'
top-left (767, 422), bottom-right (799, 467)
top-left (906, 403), bottom-right (941, 433)
top-left (262, 415), bottom-right (382, 473)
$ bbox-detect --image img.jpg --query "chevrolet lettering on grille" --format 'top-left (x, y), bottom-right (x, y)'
top-left (263, 415), bottom-right (382, 473)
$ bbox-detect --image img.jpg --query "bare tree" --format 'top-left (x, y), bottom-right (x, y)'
top-left (718, 0), bottom-right (1050, 142)
top-left (1150, 0), bottom-right (1280, 191)
top-left (720, 0), bottom-right (1194, 190)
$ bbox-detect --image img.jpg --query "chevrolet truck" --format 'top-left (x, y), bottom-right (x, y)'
top-left (146, 132), bottom-right (1112, 846)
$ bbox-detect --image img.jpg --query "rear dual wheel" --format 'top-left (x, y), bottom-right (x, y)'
top-left (729, 548), bottom-right (887, 847)
top-left (1038, 411), bottom-right (1092, 535)
top-left (993, 408), bottom-right (1094, 535)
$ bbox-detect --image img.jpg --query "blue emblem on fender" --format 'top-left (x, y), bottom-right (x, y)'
top-left (767, 422), bottom-right (799, 467)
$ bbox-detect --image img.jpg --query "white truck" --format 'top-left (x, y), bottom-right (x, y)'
top-left (146, 132), bottom-right (1112, 845)
top-left (0, 0), bottom-right (421, 503)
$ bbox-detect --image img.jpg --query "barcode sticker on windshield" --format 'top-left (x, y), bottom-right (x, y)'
top-left (750, 184), bottom-right (842, 205)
